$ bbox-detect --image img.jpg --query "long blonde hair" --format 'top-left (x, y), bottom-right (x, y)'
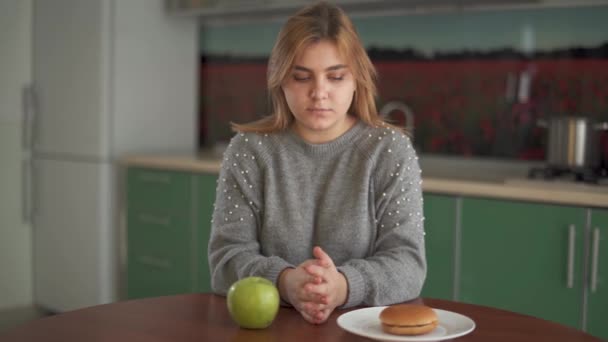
top-left (232, 1), bottom-right (391, 133)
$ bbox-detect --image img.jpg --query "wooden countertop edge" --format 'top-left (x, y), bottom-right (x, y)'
top-left (422, 178), bottom-right (608, 208)
top-left (120, 156), bottom-right (608, 208)
top-left (120, 156), bottom-right (221, 174)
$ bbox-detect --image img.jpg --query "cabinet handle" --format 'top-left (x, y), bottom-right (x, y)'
top-left (138, 172), bottom-right (171, 184)
top-left (567, 224), bottom-right (576, 289)
top-left (590, 227), bottom-right (600, 293)
top-left (137, 255), bottom-right (171, 269)
top-left (138, 213), bottom-right (170, 227)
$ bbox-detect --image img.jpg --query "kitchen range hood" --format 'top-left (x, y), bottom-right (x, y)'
top-left (166, 0), bottom-right (608, 23)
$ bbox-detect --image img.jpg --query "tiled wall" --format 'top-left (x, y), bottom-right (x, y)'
top-left (199, 4), bottom-right (608, 161)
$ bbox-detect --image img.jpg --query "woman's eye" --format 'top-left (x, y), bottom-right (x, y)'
top-left (329, 75), bottom-right (344, 81)
top-left (293, 75), bottom-right (310, 82)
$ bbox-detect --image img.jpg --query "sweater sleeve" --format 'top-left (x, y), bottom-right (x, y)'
top-left (337, 132), bottom-right (427, 307)
top-left (207, 134), bottom-right (293, 294)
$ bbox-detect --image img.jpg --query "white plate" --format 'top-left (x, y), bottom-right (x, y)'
top-left (337, 306), bottom-right (475, 342)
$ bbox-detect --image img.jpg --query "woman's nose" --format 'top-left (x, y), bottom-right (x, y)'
top-left (310, 79), bottom-right (328, 99)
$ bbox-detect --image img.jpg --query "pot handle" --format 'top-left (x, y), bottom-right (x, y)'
top-left (379, 101), bottom-right (415, 135)
top-left (593, 122), bottom-right (608, 130)
top-left (537, 118), bottom-right (548, 128)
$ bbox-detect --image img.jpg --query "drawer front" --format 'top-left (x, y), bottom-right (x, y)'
top-left (128, 208), bottom-right (192, 244)
top-left (127, 168), bottom-right (191, 214)
top-left (127, 247), bottom-right (192, 299)
top-left (127, 209), bottom-right (194, 299)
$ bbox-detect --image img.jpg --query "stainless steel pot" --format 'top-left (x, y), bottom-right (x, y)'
top-left (538, 116), bottom-right (608, 169)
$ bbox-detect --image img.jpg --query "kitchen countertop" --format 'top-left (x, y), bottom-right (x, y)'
top-left (121, 154), bottom-right (608, 208)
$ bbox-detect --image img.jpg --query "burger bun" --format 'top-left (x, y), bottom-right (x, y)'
top-left (379, 304), bottom-right (438, 336)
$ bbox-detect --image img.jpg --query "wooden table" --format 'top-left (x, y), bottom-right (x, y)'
top-left (0, 294), bottom-right (602, 341)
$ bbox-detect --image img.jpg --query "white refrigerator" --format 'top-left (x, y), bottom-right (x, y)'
top-left (28, 0), bottom-right (198, 312)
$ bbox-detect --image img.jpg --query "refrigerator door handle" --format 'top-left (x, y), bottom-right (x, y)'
top-left (22, 160), bottom-right (32, 223)
top-left (21, 84), bottom-right (36, 150)
top-left (31, 160), bottom-right (38, 224)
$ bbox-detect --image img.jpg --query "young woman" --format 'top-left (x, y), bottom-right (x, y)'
top-left (208, 1), bottom-right (426, 324)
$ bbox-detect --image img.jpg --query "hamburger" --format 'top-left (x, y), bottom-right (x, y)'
top-left (379, 304), bottom-right (439, 335)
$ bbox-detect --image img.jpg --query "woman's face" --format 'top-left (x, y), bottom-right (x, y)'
top-left (282, 40), bottom-right (356, 143)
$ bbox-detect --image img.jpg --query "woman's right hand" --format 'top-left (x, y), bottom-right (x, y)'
top-left (278, 262), bottom-right (328, 324)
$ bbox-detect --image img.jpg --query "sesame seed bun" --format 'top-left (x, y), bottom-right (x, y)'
top-left (379, 304), bottom-right (439, 336)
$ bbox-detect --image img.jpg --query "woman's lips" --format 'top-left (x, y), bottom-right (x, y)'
top-left (307, 108), bottom-right (332, 114)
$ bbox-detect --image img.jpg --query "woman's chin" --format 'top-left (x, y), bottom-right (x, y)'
top-left (297, 119), bottom-right (333, 132)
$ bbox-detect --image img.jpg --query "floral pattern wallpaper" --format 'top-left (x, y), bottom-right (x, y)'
top-left (199, 4), bottom-right (608, 162)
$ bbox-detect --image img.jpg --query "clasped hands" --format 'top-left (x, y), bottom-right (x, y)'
top-left (278, 246), bottom-right (348, 324)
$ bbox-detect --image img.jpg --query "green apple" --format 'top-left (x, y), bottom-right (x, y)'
top-left (227, 276), bottom-right (280, 329)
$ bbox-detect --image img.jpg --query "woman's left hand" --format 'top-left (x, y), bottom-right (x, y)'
top-left (301, 246), bottom-right (348, 323)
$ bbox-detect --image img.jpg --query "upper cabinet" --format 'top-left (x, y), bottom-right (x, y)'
top-left (166, 0), bottom-right (608, 23)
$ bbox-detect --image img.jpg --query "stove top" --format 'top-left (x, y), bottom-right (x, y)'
top-left (528, 166), bottom-right (608, 185)
top-left (504, 177), bottom-right (608, 195)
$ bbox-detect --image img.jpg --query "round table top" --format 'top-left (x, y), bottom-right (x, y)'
top-left (0, 294), bottom-right (602, 341)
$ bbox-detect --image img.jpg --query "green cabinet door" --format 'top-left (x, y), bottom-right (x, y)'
top-left (196, 173), bottom-right (217, 293)
top-left (420, 194), bottom-right (456, 300)
top-left (460, 197), bottom-right (586, 329)
top-left (586, 208), bottom-right (608, 340)
top-left (127, 168), bottom-right (194, 299)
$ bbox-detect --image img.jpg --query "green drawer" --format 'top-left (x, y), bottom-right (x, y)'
top-left (127, 207), bottom-right (195, 299)
top-left (127, 246), bottom-right (192, 299)
top-left (127, 209), bottom-right (192, 252)
top-left (127, 168), bottom-right (191, 214)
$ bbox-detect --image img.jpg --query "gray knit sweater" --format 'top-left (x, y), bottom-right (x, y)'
top-left (208, 120), bottom-right (427, 308)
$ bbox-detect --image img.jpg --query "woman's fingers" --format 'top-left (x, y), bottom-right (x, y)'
top-left (299, 309), bottom-right (319, 324)
top-left (299, 260), bottom-right (326, 283)
top-left (310, 308), bottom-right (331, 324)
top-left (305, 282), bottom-right (329, 297)
top-left (303, 301), bottom-right (327, 314)
top-left (299, 304), bottom-right (329, 324)
top-left (296, 287), bottom-right (320, 303)
top-left (288, 250), bottom-right (345, 325)
top-left (312, 246), bottom-right (334, 268)
top-left (303, 264), bottom-right (326, 278)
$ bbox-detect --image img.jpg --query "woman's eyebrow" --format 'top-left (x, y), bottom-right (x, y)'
top-left (293, 64), bottom-right (347, 72)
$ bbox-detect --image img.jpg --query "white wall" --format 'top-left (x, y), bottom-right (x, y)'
top-left (0, 0), bottom-right (33, 309)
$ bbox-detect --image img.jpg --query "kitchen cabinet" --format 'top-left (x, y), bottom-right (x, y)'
top-left (126, 173), bottom-right (459, 301)
top-left (420, 194), bottom-right (456, 300)
top-left (125, 165), bottom-right (607, 339)
top-left (196, 174), bottom-right (217, 293)
top-left (586, 208), bottom-right (608, 339)
top-left (459, 198), bottom-right (587, 329)
top-left (127, 168), bottom-right (194, 298)
top-left (126, 168), bottom-right (216, 299)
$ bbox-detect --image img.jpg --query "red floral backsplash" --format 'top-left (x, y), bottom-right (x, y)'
top-left (199, 59), bottom-right (608, 161)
